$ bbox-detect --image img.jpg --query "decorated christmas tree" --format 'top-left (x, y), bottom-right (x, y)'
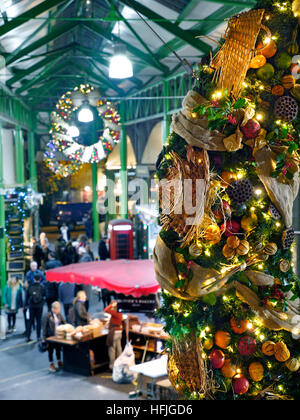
top-left (154, 0), bottom-right (300, 400)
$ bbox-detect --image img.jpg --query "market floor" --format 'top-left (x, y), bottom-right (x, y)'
top-left (0, 299), bottom-right (137, 400)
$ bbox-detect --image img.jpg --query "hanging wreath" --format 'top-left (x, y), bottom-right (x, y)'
top-left (44, 83), bottom-right (120, 176)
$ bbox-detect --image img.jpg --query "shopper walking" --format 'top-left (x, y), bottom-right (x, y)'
top-left (31, 238), bottom-right (44, 268)
top-left (3, 276), bottom-right (23, 333)
top-left (60, 223), bottom-right (70, 243)
top-left (25, 261), bottom-right (45, 286)
top-left (58, 282), bottom-right (75, 322)
top-left (44, 253), bottom-right (61, 311)
top-left (26, 274), bottom-right (46, 342)
top-left (98, 239), bottom-right (109, 260)
top-left (61, 241), bottom-right (77, 266)
top-left (105, 301), bottom-right (126, 370)
top-left (73, 291), bottom-right (91, 327)
top-left (43, 301), bottom-right (65, 373)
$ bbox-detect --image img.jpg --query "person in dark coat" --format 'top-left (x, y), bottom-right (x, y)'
top-left (26, 274), bottom-right (46, 342)
top-left (43, 301), bottom-right (66, 373)
top-left (73, 291), bottom-right (91, 327)
top-left (98, 239), bottom-right (109, 260)
top-left (44, 253), bottom-right (62, 312)
top-left (61, 241), bottom-right (77, 266)
top-left (31, 238), bottom-right (44, 268)
top-left (58, 282), bottom-right (75, 322)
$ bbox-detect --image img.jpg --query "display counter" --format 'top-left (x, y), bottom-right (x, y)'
top-left (47, 330), bottom-right (109, 377)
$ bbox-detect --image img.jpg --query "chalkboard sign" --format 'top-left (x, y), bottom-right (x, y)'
top-left (6, 260), bottom-right (25, 271)
top-left (7, 225), bottom-right (23, 236)
top-left (8, 250), bottom-right (24, 260)
top-left (9, 237), bottom-right (23, 247)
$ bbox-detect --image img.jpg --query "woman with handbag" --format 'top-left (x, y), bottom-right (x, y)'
top-left (43, 301), bottom-right (66, 373)
top-left (3, 276), bottom-right (23, 333)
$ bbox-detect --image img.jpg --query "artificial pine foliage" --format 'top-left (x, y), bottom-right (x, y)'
top-left (155, 0), bottom-right (300, 400)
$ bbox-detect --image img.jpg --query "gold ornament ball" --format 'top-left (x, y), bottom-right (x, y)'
top-left (262, 341), bottom-right (275, 356)
top-left (236, 240), bottom-right (250, 256)
top-left (223, 244), bottom-right (236, 260)
top-left (204, 225), bottom-right (221, 244)
top-left (189, 243), bottom-right (203, 258)
top-left (274, 342), bottom-right (290, 362)
top-left (249, 361), bottom-right (264, 382)
top-left (264, 242), bottom-right (278, 256)
top-left (227, 235), bottom-right (240, 249)
top-left (203, 338), bottom-right (214, 350)
top-left (285, 358), bottom-right (300, 372)
top-left (279, 259), bottom-right (291, 273)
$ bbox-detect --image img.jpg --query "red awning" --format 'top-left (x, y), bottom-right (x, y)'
top-left (45, 260), bottom-right (160, 298)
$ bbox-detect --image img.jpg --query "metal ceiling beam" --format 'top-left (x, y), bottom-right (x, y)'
top-left (6, 50), bottom-right (72, 87)
top-left (83, 21), bottom-right (165, 72)
top-left (0, 0), bottom-right (69, 37)
top-left (155, 4), bottom-right (246, 60)
top-left (117, 0), bottom-right (212, 54)
top-left (6, 21), bottom-right (79, 67)
top-left (16, 57), bottom-right (67, 95)
top-left (6, 0), bottom-right (75, 65)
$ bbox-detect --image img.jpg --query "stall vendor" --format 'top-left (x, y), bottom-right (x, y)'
top-left (73, 291), bottom-right (91, 327)
top-left (104, 300), bottom-right (128, 370)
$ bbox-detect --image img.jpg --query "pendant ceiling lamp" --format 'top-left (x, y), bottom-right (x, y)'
top-left (109, 19), bottom-right (133, 79)
top-left (78, 100), bottom-right (94, 123)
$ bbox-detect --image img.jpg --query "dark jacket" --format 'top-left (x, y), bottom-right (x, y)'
top-left (74, 300), bottom-right (90, 327)
top-left (58, 283), bottom-right (75, 305)
top-left (43, 311), bottom-right (66, 339)
top-left (26, 283), bottom-right (46, 308)
top-left (98, 240), bottom-right (109, 260)
top-left (44, 259), bottom-right (62, 301)
top-left (25, 269), bottom-right (45, 285)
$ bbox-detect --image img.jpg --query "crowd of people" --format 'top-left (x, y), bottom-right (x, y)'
top-left (1, 230), bottom-right (119, 372)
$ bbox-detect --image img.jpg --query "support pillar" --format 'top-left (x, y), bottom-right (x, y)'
top-left (162, 80), bottom-right (171, 145)
top-left (120, 100), bottom-right (128, 220)
top-left (0, 123), bottom-right (6, 301)
top-left (28, 130), bottom-right (39, 239)
top-left (92, 162), bottom-right (99, 243)
top-left (15, 126), bottom-right (25, 185)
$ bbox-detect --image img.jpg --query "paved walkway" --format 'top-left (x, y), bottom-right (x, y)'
top-left (0, 297), bottom-right (134, 400)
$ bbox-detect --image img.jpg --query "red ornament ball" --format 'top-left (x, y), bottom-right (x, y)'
top-left (238, 336), bottom-right (257, 356)
top-left (241, 119), bottom-right (261, 139)
top-left (221, 220), bottom-right (241, 237)
top-left (232, 377), bottom-right (250, 395)
top-left (209, 349), bottom-right (225, 369)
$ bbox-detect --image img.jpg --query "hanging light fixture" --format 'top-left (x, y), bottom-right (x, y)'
top-left (109, 20), bottom-right (133, 79)
top-left (78, 100), bottom-right (94, 123)
top-left (109, 45), bottom-right (133, 79)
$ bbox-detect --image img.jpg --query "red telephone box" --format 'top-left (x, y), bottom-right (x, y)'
top-left (108, 219), bottom-right (134, 260)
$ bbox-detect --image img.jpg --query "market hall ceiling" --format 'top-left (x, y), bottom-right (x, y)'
top-left (0, 0), bottom-right (254, 111)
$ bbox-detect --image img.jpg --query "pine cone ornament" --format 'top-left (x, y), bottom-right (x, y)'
top-left (227, 179), bottom-right (254, 206)
top-left (269, 204), bottom-right (281, 220)
top-left (282, 228), bottom-right (295, 249)
top-left (274, 96), bottom-right (298, 122)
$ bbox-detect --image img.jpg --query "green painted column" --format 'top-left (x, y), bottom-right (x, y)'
top-left (92, 162), bottom-right (100, 243)
top-left (162, 79), bottom-right (171, 145)
top-left (120, 100), bottom-right (128, 220)
top-left (15, 126), bottom-right (25, 185)
top-left (0, 123), bottom-right (6, 301)
top-left (28, 131), bottom-right (37, 190)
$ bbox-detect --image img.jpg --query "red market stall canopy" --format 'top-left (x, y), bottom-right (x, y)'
top-left (45, 260), bottom-right (160, 298)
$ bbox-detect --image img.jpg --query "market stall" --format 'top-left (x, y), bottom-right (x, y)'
top-left (45, 260), bottom-right (165, 375)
